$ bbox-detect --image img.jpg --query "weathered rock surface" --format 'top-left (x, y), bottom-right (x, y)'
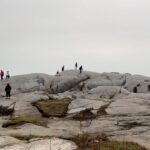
top-left (106, 98), bottom-right (150, 115)
top-left (0, 136), bottom-right (21, 148)
top-left (0, 137), bottom-right (77, 150)
top-left (0, 70), bottom-right (150, 149)
top-left (68, 98), bottom-right (104, 114)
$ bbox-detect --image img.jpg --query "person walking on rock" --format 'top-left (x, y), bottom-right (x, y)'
top-left (79, 65), bottom-right (83, 73)
top-left (75, 62), bottom-right (78, 70)
top-left (0, 70), bottom-right (4, 80)
top-left (62, 66), bottom-right (65, 72)
top-left (5, 83), bottom-right (11, 98)
top-left (6, 71), bottom-right (10, 80)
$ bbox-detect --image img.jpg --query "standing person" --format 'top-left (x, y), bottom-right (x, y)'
top-left (0, 70), bottom-right (4, 80)
top-left (79, 65), bottom-right (83, 73)
top-left (62, 66), bottom-right (65, 72)
top-left (6, 71), bottom-right (10, 80)
top-left (75, 62), bottom-right (78, 70)
top-left (56, 70), bottom-right (60, 76)
top-left (5, 83), bottom-right (12, 98)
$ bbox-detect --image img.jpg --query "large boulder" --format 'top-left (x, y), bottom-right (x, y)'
top-left (88, 86), bottom-right (129, 99)
top-left (124, 74), bottom-right (150, 93)
top-left (68, 99), bottom-right (104, 114)
top-left (84, 72), bottom-right (128, 90)
top-left (0, 73), bottom-right (51, 95)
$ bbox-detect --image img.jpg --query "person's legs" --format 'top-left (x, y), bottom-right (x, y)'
top-left (8, 91), bottom-right (11, 97)
top-left (6, 91), bottom-right (11, 98)
top-left (6, 91), bottom-right (8, 97)
top-left (6, 75), bottom-right (10, 80)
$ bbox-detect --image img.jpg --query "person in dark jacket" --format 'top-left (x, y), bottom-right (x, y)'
top-left (5, 83), bottom-right (11, 98)
top-left (61, 66), bottom-right (65, 72)
top-left (56, 70), bottom-right (60, 76)
top-left (79, 65), bottom-right (83, 73)
top-left (75, 62), bottom-right (78, 70)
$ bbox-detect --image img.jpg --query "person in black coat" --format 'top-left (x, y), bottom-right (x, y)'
top-left (79, 65), bottom-right (83, 73)
top-left (5, 83), bottom-right (11, 98)
top-left (75, 62), bottom-right (78, 70)
top-left (62, 66), bottom-right (65, 72)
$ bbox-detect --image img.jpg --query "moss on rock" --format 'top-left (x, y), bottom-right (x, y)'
top-left (33, 98), bottom-right (71, 117)
top-left (2, 117), bottom-right (47, 128)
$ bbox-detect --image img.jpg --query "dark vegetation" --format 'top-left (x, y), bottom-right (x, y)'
top-left (73, 133), bottom-right (147, 150)
top-left (119, 122), bottom-right (143, 130)
top-left (0, 102), bottom-right (16, 116)
top-left (97, 102), bottom-right (112, 116)
top-left (33, 98), bottom-right (71, 117)
top-left (73, 108), bottom-right (96, 121)
top-left (2, 117), bottom-right (47, 128)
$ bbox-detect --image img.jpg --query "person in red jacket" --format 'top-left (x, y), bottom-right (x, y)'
top-left (0, 70), bottom-right (4, 80)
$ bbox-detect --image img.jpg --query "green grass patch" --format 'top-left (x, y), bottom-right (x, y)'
top-left (73, 133), bottom-right (147, 150)
top-left (12, 135), bottom-right (40, 141)
top-left (2, 117), bottom-right (47, 128)
top-left (33, 98), bottom-right (71, 117)
top-left (11, 134), bottom-right (52, 141)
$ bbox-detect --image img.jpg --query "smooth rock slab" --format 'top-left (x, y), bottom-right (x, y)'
top-left (106, 98), bottom-right (150, 115)
top-left (89, 86), bottom-right (129, 99)
top-left (1, 138), bottom-right (77, 150)
top-left (28, 138), bottom-right (77, 150)
top-left (0, 136), bottom-right (21, 148)
top-left (68, 99), bottom-right (104, 114)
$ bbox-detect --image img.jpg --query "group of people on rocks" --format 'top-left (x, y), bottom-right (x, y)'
top-left (56, 62), bottom-right (83, 76)
top-left (0, 70), bottom-right (10, 80)
top-left (2, 63), bottom-right (84, 98)
top-left (0, 70), bottom-right (11, 98)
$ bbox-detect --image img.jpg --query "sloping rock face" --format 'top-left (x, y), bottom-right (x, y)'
top-left (1, 70), bottom-right (150, 149)
top-left (106, 98), bottom-right (150, 116)
top-left (0, 136), bottom-right (21, 148)
top-left (0, 137), bottom-right (77, 150)
top-left (0, 73), bottom-right (51, 95)
top-left (0, 70), bottom-right (150, 95)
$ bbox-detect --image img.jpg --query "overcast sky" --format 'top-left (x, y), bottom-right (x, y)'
top-left (0, 0), bottom-right (150, 76)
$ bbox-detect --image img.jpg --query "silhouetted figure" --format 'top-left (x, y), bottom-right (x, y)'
top-left (148, 85), bottom-right (150, 91)
top-left (56, 70), bottom-right (60, 76)
top-left (0, 70), bottom-right (4, 80)
top-left (62, 66), bottom-right (65, 72)
top-left (75, 62), bottom-right (78, 70)
top-left (6, 71), bottom-right (10, 80)
top-left (133, 86), bottom-right (137, 93)
top-left (5, 83), bottom-right (11, 98)
top-left (79, 65), bottom-right (83, 73)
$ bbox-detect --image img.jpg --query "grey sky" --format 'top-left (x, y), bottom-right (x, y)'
top-left (0, 0), bottom-right (150, 76)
